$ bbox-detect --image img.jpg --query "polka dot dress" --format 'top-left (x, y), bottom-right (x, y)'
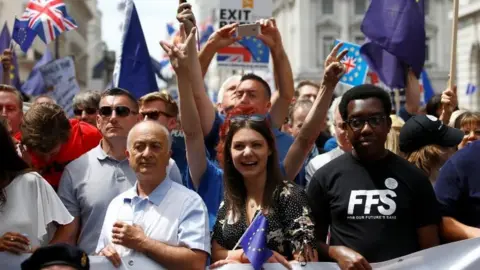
top-left (212, 181), bottom-right (316, 260)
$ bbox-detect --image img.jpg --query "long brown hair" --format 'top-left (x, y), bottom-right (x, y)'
top-left (216, 106), bottom-right (284, 219)
top-left (0, 116), bottom-right (30, 209)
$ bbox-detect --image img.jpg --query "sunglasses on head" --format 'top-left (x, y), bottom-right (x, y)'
top-left (141, 110), bottom-right (172, 120)
top-left (73, 107), bottom-right (97, 116)
top-left (230, 114), bottom-right (266, 123)
top-left (99, 106), bottom-right (136, 117)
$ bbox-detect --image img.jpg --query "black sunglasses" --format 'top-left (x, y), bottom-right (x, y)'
top-left (73, 107), bottom-right (97, 116)
top-left (141, 110), bottom-right (172, 120)
top-left (99, 106), bottom-right (137, 117)
top-left (230, 114), bottom-right (266, 123)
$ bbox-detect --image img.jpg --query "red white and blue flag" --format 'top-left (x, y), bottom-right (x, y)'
top-left (21, 0), bottom-right (77, 44)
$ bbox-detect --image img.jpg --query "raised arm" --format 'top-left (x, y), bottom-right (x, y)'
top-left (256, 19), bottom-right (294, 128)
top-left (282, 43), bottom-right (347, 180)
top-left (439, 86), bottom-right (458, 124)
top-left (1, 49), bottom-right (12, 86)
top-left (404, 69), bottom-right (421, 115)
top-left (161, 26), bottom-right (206, 190)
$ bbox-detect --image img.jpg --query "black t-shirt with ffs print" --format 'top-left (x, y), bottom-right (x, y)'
top-left (307, 151), bottom-right (441, 263)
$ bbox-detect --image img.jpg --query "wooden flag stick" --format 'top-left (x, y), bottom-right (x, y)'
top-left (448, 0), bottom-right (459, 90)
top-left (394, 89), bottom-right (401, 116)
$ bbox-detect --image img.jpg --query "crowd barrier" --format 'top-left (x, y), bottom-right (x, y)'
top-left (1, 237), bottom-right (480, 269)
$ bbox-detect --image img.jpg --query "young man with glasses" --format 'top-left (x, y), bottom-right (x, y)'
top-left (138, 91), bottom-right (189, 180)
top-left (55, 88), bottom-right (182, 254)
top-left (307, 85), bottom-right (441, 269)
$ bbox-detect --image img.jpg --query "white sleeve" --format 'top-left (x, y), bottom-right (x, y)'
top-left (35, 173), bottom-right (74, 244)
top-left (167, 158), bottom-right (183, 185)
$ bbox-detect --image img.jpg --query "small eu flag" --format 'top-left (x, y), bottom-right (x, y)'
top-left (240, 213), bottom-right (272, 270)
top-left (238, 36), bottom-right (270, 63)
top-left (12, 17), bottom-right (37, 53)
top-left (466, 83), bottom-right (477, 96)
top-left (333, 39), bottom-right (369, 88)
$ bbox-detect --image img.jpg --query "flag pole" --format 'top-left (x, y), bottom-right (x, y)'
top-left (394, 88), bottom-right (400, 116)
top-left (448, 0), bottom-right (459, 90)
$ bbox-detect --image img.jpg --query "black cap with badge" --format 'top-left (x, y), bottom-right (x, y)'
top-left (21, 243), bottom-right (89, 270)
top-left (399, 114), bottom-right (464, 153)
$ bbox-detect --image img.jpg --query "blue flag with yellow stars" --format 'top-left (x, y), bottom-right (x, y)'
top-left (240, 213), bottom-right (273, 270)
top-left (0, 23), bottom-right (21, 90)
top-left (238, 36), bottom-right (270, 63)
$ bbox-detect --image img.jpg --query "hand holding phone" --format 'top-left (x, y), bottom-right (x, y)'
top-left (236, 24), bottom-right (261, 38)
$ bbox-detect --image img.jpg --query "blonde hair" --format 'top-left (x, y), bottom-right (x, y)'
top-left (0, 84), bottom-right (23, 109)
top-left (458, 111), bottom-right (480, 130)
top-left (138, 90), bottom-right (179, 117)
top-left (403, 145), bottom-right (451, 183)
top-left (385, 115), bottom-right (405, 155)
top-left (448, 109), bottom-right (468, 128)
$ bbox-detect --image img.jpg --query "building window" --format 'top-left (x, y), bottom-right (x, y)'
top-left (322, 0), bottom-right (334, 14)
top-left (322, 36), bottom-right (335, 63)
top-left (424, 0), bottom-right (429, 15)
top-left (425, 37), bottom-right (430, 62)
top-left (355, 0), bottom-right (366, 15)
top-left (355, 36), bottom-right (365, 45)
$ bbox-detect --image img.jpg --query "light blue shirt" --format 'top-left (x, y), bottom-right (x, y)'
top-left (96, 177), bottom-right (211, 260)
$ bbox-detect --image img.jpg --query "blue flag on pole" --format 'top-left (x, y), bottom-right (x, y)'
top-left (0, 23), bottom-right (21, 90)
top-left (21, 48), bottom-right (53, 95)
top-left (333, 40), bottom-right (369, 87)
top-left (360, 0), bottom-right (426, 89)
top-left (113, 0), bottom-right (158, 99)
top-left (240, 213), bottom-right (272, 270)
top-left (12, 17), bottom-right (37, 53)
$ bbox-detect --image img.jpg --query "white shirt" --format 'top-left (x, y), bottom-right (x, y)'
top-left (305, 147), bottom-right (345, 186)
top-left (0, 172), bottom-right (73, 247)
top-left (96, 177), bottom-right (210, 268)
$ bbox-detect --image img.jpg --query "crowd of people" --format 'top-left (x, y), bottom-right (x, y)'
top-left (1, 2), bottom-right (480, 270)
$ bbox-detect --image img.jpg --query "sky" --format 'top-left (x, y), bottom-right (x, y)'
top-left (99, 0), bottom-right (179, 61)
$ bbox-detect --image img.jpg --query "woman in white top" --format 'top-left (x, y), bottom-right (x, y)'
top-left (0, 116), bottom-right (73, 254)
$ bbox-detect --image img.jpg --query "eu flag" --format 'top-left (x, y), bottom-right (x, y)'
top-left (21, 48), bottom-right (53, 95)
top-left (240, 213), bottom-right (272, 270)
top-left (12, 17), bottom-right (37, 53)
top-left (334, 40), bottom-right (369, 88)
top-left (238, 36), bottom-right (270, 63)
top-left (113, 0), bottom-right (158, 99)
top-left (0, 23), bottom-right (21, 90)
top-left (360, 0), bottom-right (425, 88)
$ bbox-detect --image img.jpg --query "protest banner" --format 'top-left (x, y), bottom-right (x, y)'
top-left (216, 0), bottom-right (272, 70)
top-left (2, 238), bottom-right (480, 269)
top-left (39, 56), bottom-right (80, 117)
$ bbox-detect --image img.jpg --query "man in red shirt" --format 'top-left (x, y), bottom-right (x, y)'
top-left (15, 103), bottom-right (102, 190)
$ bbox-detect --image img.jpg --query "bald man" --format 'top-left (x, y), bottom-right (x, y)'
top-left (96, 121), bottom-right (210, 269)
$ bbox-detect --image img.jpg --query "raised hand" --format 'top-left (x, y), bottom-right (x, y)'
top-left (256, 18), bottom-right (283, 54)
top-left (176, 2), bottom-right (196, 35)
top-left (1, 49), bottom-right (12, 73)
top-left (441, 85), bottom-right (458, 114)
top-left (323, 42), bottom-right (348, 88)
top-left (208, 23), bottom-right (240, 51)
top-left (160, 25), bottom-right (197, 74)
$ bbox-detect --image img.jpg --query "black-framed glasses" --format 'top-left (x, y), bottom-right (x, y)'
top-left (141, 110), bottom-right (172, 120)
top-left (99, 106), bottom-right (137, 117)
top-left (346, 115), bottom-right (387, 130)
top-left (230, 114), bottom-right (266, 123)
top-left (73, 107), bottom-right (97, 116)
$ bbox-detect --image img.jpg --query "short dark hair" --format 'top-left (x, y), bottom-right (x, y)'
top-left (425, 94), bottom-right (442, 117)
top-left (339, 84), bottom-right (392, 121)
top-left (239, 73), bottom-right (271, 99)
top-left (101, 88), bottom-right (139, 111)
top-left (21, 103), bottom-right (71, 154)
top-left (73, 90), bottom-right (101, 110)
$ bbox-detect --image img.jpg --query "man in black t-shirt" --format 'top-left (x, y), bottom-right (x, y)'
top-left (307, 85), bottom-right (440, 269)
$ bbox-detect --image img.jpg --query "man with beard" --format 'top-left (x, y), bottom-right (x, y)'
top-left (307, 85), bottom-right (440, 269)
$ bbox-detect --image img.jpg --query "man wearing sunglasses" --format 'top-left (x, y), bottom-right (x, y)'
top-left (72, 90), bottom-right (101, 127)
top-left (55, 88), bottom-right (182, 254)
top-left (307, 85), bottom-right (440, 269)
top-left (138, 91), bottom-right (189, 180)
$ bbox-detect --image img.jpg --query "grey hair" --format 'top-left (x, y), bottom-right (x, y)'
top-left (126, 120), bottom-right (172, 150)
top-left (73, 90), bottom-right (101, 109)
top-left (217, 75), bottom-right (242, 103)
top-left (328, 96), bottom-right (343, 137)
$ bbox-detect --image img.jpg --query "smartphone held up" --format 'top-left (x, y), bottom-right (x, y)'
top-left (236, 23), bottom-right (261, 38)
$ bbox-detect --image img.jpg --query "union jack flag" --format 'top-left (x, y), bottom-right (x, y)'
top-left (21, 0), bottom-right (77, 44)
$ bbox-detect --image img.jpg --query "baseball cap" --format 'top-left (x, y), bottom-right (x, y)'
top-left (399, 115), bottom-right (464, 153)
top-left (21, 244), bottom-right (89, 270)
